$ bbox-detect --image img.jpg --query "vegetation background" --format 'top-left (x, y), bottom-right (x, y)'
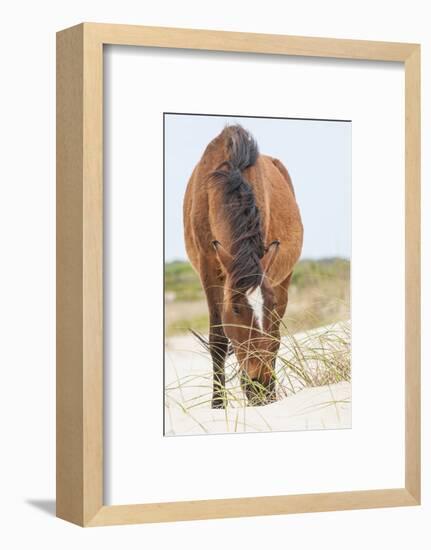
top-left (165, 258), bottom-right (350, 336)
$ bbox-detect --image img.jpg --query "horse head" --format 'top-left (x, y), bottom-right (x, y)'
top-left (213, 239), bottom-right (281, 405)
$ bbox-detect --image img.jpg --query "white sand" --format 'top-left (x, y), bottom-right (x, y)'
top-left (164, 323), bottom-right (351, 436)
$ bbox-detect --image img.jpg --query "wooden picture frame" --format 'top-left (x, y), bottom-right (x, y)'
top-left (56, 22), bottom-right (421, 527)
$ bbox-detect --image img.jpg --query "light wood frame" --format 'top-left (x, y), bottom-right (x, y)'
top-left (56, 22), bottom-right (421, 527)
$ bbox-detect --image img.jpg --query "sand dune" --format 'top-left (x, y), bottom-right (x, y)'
top-left (164, 323), bottom-right (351, 436)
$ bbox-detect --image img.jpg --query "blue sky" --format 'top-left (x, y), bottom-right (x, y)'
top-left (164, 113), bottom-right (351, 261)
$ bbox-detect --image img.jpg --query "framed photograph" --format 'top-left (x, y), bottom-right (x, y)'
top-left (163, 112), bottom-right (352, 435)
top-left (56, 23), bottom-right (421, 527)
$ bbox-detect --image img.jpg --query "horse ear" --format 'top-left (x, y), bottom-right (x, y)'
top-left (212, 240), bottom-right (233, 272)
top-left (261, 240), bottom-right (280, 275)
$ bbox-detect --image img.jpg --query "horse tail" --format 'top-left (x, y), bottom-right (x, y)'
top-left (211, 125), bottom-right (265, 292)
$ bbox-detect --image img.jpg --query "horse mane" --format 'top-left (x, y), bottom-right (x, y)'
top-left (211, 125), bottom-right (265, 293)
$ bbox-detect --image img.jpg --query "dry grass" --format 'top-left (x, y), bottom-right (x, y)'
top-left (165, 318), bottom-right (351, 414)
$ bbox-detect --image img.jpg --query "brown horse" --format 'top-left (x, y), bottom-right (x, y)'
top-left (183, 124), bottom-right (303, 407)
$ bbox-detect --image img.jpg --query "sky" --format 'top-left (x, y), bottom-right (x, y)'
top-left (164, 113), bottom-right (351, 262)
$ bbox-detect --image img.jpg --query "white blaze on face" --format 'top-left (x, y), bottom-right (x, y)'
top-left (246, 285), bottom-right (264, 331)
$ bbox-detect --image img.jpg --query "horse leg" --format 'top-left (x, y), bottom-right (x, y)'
top-left (202, 271), bottom-right (229, 409)
top-left (209, 314), bottom-right (229, 408)
top-left (268, 273), bottom-right (293, 399)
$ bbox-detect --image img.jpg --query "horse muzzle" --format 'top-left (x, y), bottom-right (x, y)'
top-left (243, 375), bottom-right (276, 406)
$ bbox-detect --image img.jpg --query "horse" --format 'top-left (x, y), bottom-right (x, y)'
top-left (183, 124), bottom-right (303, 408)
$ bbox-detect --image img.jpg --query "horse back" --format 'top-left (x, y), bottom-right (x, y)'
top-left (183, 144), bottom-right (303, 286)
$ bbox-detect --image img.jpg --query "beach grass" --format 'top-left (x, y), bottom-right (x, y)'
top-left (165, 318), bottom-right (351, 414)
